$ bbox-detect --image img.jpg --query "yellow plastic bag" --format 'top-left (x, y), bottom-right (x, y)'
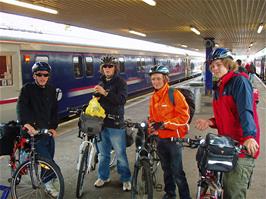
top-left (85, 97), bottom-right (106, 118)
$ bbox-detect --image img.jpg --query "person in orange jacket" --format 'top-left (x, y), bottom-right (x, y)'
top-left (148, 65), bottom-right (191, 199)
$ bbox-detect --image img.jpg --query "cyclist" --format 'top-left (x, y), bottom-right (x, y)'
top-left (93, 56), bottom-right (131, 191)
top-left (17, 62), bottom-right (59, 197)
top-left (195, 48), bottom-right (260, 199)
top-left (148, 65), bottom-right (192, 199)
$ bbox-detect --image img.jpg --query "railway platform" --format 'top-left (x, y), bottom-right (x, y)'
top-left (0, 76), bottom-right (265, 199)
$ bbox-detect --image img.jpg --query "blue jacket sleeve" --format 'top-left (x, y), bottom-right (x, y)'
top-left (231, 76), bottom-right (256, 138)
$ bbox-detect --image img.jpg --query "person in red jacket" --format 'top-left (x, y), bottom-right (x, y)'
top-left (195, 48), bottom-right (260, 199)
top-left (148, 65), bottom-right (191, 199)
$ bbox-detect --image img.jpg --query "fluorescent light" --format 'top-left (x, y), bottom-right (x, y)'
top-left (190, 26), bottom-right (200, 35)
top-left (215, 43), bottom-right (219, 47)
top-left (142, 0), bottom-right (156, 6)
top-left (249, 42), bottom-right (253, 47)
top-left (181, 44), bottom-right (188, 48)
top-left (0, 0), bottom-right (58, 14)
top-left (257, 23), bottom-right (263, 33)
top-left (128, 30), bottom-right (146, 37)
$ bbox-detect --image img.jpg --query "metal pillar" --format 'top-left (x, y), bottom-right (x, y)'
top-left (204, 38), bottom-right (215, 95)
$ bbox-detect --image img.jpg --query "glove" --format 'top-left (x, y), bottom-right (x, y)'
top-left (151, 122), bottom-right (164, 130)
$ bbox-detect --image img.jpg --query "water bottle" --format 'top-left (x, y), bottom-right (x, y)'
top-left (20, 150), bottom-right (29, 163)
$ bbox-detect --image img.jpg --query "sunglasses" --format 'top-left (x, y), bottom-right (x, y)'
top-left (103, 65), bottom-right (114, 68)
top-left (35, 73), bottom-right (49, 77)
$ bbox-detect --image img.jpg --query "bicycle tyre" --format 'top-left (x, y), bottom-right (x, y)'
top-left (131, 159), bottom-right (153, 199)
top-left (11, 156), bottom-right (64, 199)
top-left (76, 145), bottom-right (89, 198)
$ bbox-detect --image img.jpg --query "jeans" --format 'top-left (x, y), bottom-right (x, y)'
top-left (97, 127), bottom-right (131, 182)
top-left (223, 157), bottom-right (255, 199)
top-left (35, 134), bottom-right (57, 183)
top-left (157, 138), bottom-right (191, 199)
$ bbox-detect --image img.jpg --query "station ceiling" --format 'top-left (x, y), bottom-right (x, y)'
top-left (1, 0), bottom-right (266, 56)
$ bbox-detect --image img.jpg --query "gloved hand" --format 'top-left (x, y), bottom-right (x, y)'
top-left (151, 122), bottom-right (164, 131)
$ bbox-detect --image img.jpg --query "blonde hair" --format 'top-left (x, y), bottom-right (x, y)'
top-left (221, 58), bottom-right (238, 71)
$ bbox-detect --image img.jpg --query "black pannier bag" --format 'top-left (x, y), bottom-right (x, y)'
top-left (0, 121), bottom-right (20, 156)
top-left (196, 133), bottom-right (238, 175)
top-left (78, 112), bottom-right (103, 135)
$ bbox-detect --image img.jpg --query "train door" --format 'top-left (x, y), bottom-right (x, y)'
top-left (0, 43), bottom-right (21, 122)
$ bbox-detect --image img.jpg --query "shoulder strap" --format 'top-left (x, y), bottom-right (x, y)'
top-left (168, 87), bottom-right (175, 106)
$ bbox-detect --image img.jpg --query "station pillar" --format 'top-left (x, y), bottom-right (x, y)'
top-left (204, 38), bottom-right (215, 95)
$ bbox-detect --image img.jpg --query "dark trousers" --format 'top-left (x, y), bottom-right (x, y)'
top-left (35, 135), bottom-right (56, 183)
top-left (157, 139), bottom-right (191, 199)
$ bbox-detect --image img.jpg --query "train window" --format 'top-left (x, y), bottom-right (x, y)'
top-left (35, 56), bottom-right (49, 63)
top-left (85, 56), bottom-right (93, 76)
top-left (141, 58), bottom-right (145, 66)
top-left (118, 57), bottom-right (125, 73)
top-left (73, 56), bottom-right (83, 78)
top-left (0, 55), bottom-right (13, 86)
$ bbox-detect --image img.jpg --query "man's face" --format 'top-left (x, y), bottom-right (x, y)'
top-left (33, 71), bottom-right (49, 87)
top-left (102, 64), bottom-right (115, 78)
top-left (151, 73), bottom-right (165, 90)
top-left (210, 59), bottom-right (228, 79)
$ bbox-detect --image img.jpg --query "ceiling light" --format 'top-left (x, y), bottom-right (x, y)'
top-left (128, 29), bottom-right (146, 37)
top-left (215, 43), bottom-right (219, 47)
top-left (249, 42), bottom-right (253, 47)
top-left (190, 26), bottom-right (200, 35)
top-left (257, 23), bottom-right (263, 33)
top-left (142, 0), bottom-right (156, 6)
top-left (181, 44), bottom-right (188, 48)
top-left (0, 0), bottom-right (58, 14)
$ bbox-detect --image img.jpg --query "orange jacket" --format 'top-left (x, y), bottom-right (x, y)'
top-left (149, 83), bottom-right (190, 138)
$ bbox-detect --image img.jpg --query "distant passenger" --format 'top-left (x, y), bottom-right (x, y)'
top-left (245, 62), bottom-right (256, 85)
top-left (195, 48), bottom-right (260, 199)
top-left (148, 65), bottom-right (192, 199)
top-left (236, 59), bottom-right (248, 73)
top-left (93, 56), bottom-right (131, 191)
top-left (17, 62), bottom-right (60, 197)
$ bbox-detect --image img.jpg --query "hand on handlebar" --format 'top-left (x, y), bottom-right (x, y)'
top-left (23, 124), bottom-right (38, 136)
top-left (49, 129), bottom-right (57, 137)
top-left (150, 122), bottom-right (164, 131)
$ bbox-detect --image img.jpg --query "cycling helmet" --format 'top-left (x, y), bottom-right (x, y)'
top-left (101, 55), bottom-right (117, 65)
top-left (32, 62), bottom-right (51, 73)
top-left (209, 48), bottom-right (233, 63)
top-left (149, 65), bottom-right (169, 75)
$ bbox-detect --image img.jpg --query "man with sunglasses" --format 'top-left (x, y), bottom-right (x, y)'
top-left (93, 56), bottom-right (131, 191)
top-left (17, 62), bottom-right (59, 197)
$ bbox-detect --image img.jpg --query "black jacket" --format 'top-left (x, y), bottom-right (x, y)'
top-left (97, 74), bottom-right (127, 129)
top-left (17, 82), bottom-right (58, 129)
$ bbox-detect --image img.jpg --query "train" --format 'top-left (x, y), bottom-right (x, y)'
top-left (0, 28), bottom-right (204, 123)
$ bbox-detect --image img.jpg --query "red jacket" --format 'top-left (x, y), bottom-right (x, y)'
top-left (210, 71), bottom-right (260, 158)
top-left (149, 83), bottom-right (189, 138)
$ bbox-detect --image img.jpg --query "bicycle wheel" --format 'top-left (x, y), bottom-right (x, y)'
top-left (196, 180), bottom-right (208, 199)
top-left (131, 159), bottom-right (153, 199)
top-left (76, 145), bottom-right (89, 198)
top-left (11, 156), bottom-right (64, 199)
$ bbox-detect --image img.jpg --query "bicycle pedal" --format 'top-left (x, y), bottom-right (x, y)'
top-left (155, 184), bottom-right (163, 192)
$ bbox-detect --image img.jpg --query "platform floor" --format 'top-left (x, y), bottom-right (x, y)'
top-left (1, 76), bottom-right (265, 199)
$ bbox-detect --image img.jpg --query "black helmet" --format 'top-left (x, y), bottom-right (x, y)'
top-left (101, 55), bottom-right (117, 65)
top-left (32, 62), bottom-right (51, 73)
top-left (209, 48), bottom-right (233, 63)
top-left (149, 65), bottom-right (169, 75)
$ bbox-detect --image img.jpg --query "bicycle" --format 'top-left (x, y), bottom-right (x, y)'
top-left (68, 107), bottom-right (117, 198)
top-left (10, 128), bottom-right (64, 199)
top-left (176, 133), bottom-right (246, 199)
top-left (128, 120), bottom-right (162, 199)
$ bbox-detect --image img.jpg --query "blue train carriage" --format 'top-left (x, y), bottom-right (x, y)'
top-left (0, 38), bottom-right (203, 122)
top-left (254, 52), bottom-right (266, 81)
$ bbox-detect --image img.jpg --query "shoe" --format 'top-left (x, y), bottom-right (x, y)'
top-left (44, 180), bottom-right (59, 198)
top-left (94, 178), bottom-right (111, 188)
top-left (123, 181), bottom-right (131, 191)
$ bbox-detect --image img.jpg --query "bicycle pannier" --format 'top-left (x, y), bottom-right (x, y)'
top-left (78, 112), bottom-right (103, 135)
top-left (0, 121), bottom-right (20, 156)
top-left (196, 133), bottom-right (238, 174)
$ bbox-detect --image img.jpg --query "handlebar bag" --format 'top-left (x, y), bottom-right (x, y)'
top-left (0, 121), bottom-right (20, 155)
top-left (196, 133), bottom-right (238, 174)
top-left (78, 112), bottom-right (103, 135)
